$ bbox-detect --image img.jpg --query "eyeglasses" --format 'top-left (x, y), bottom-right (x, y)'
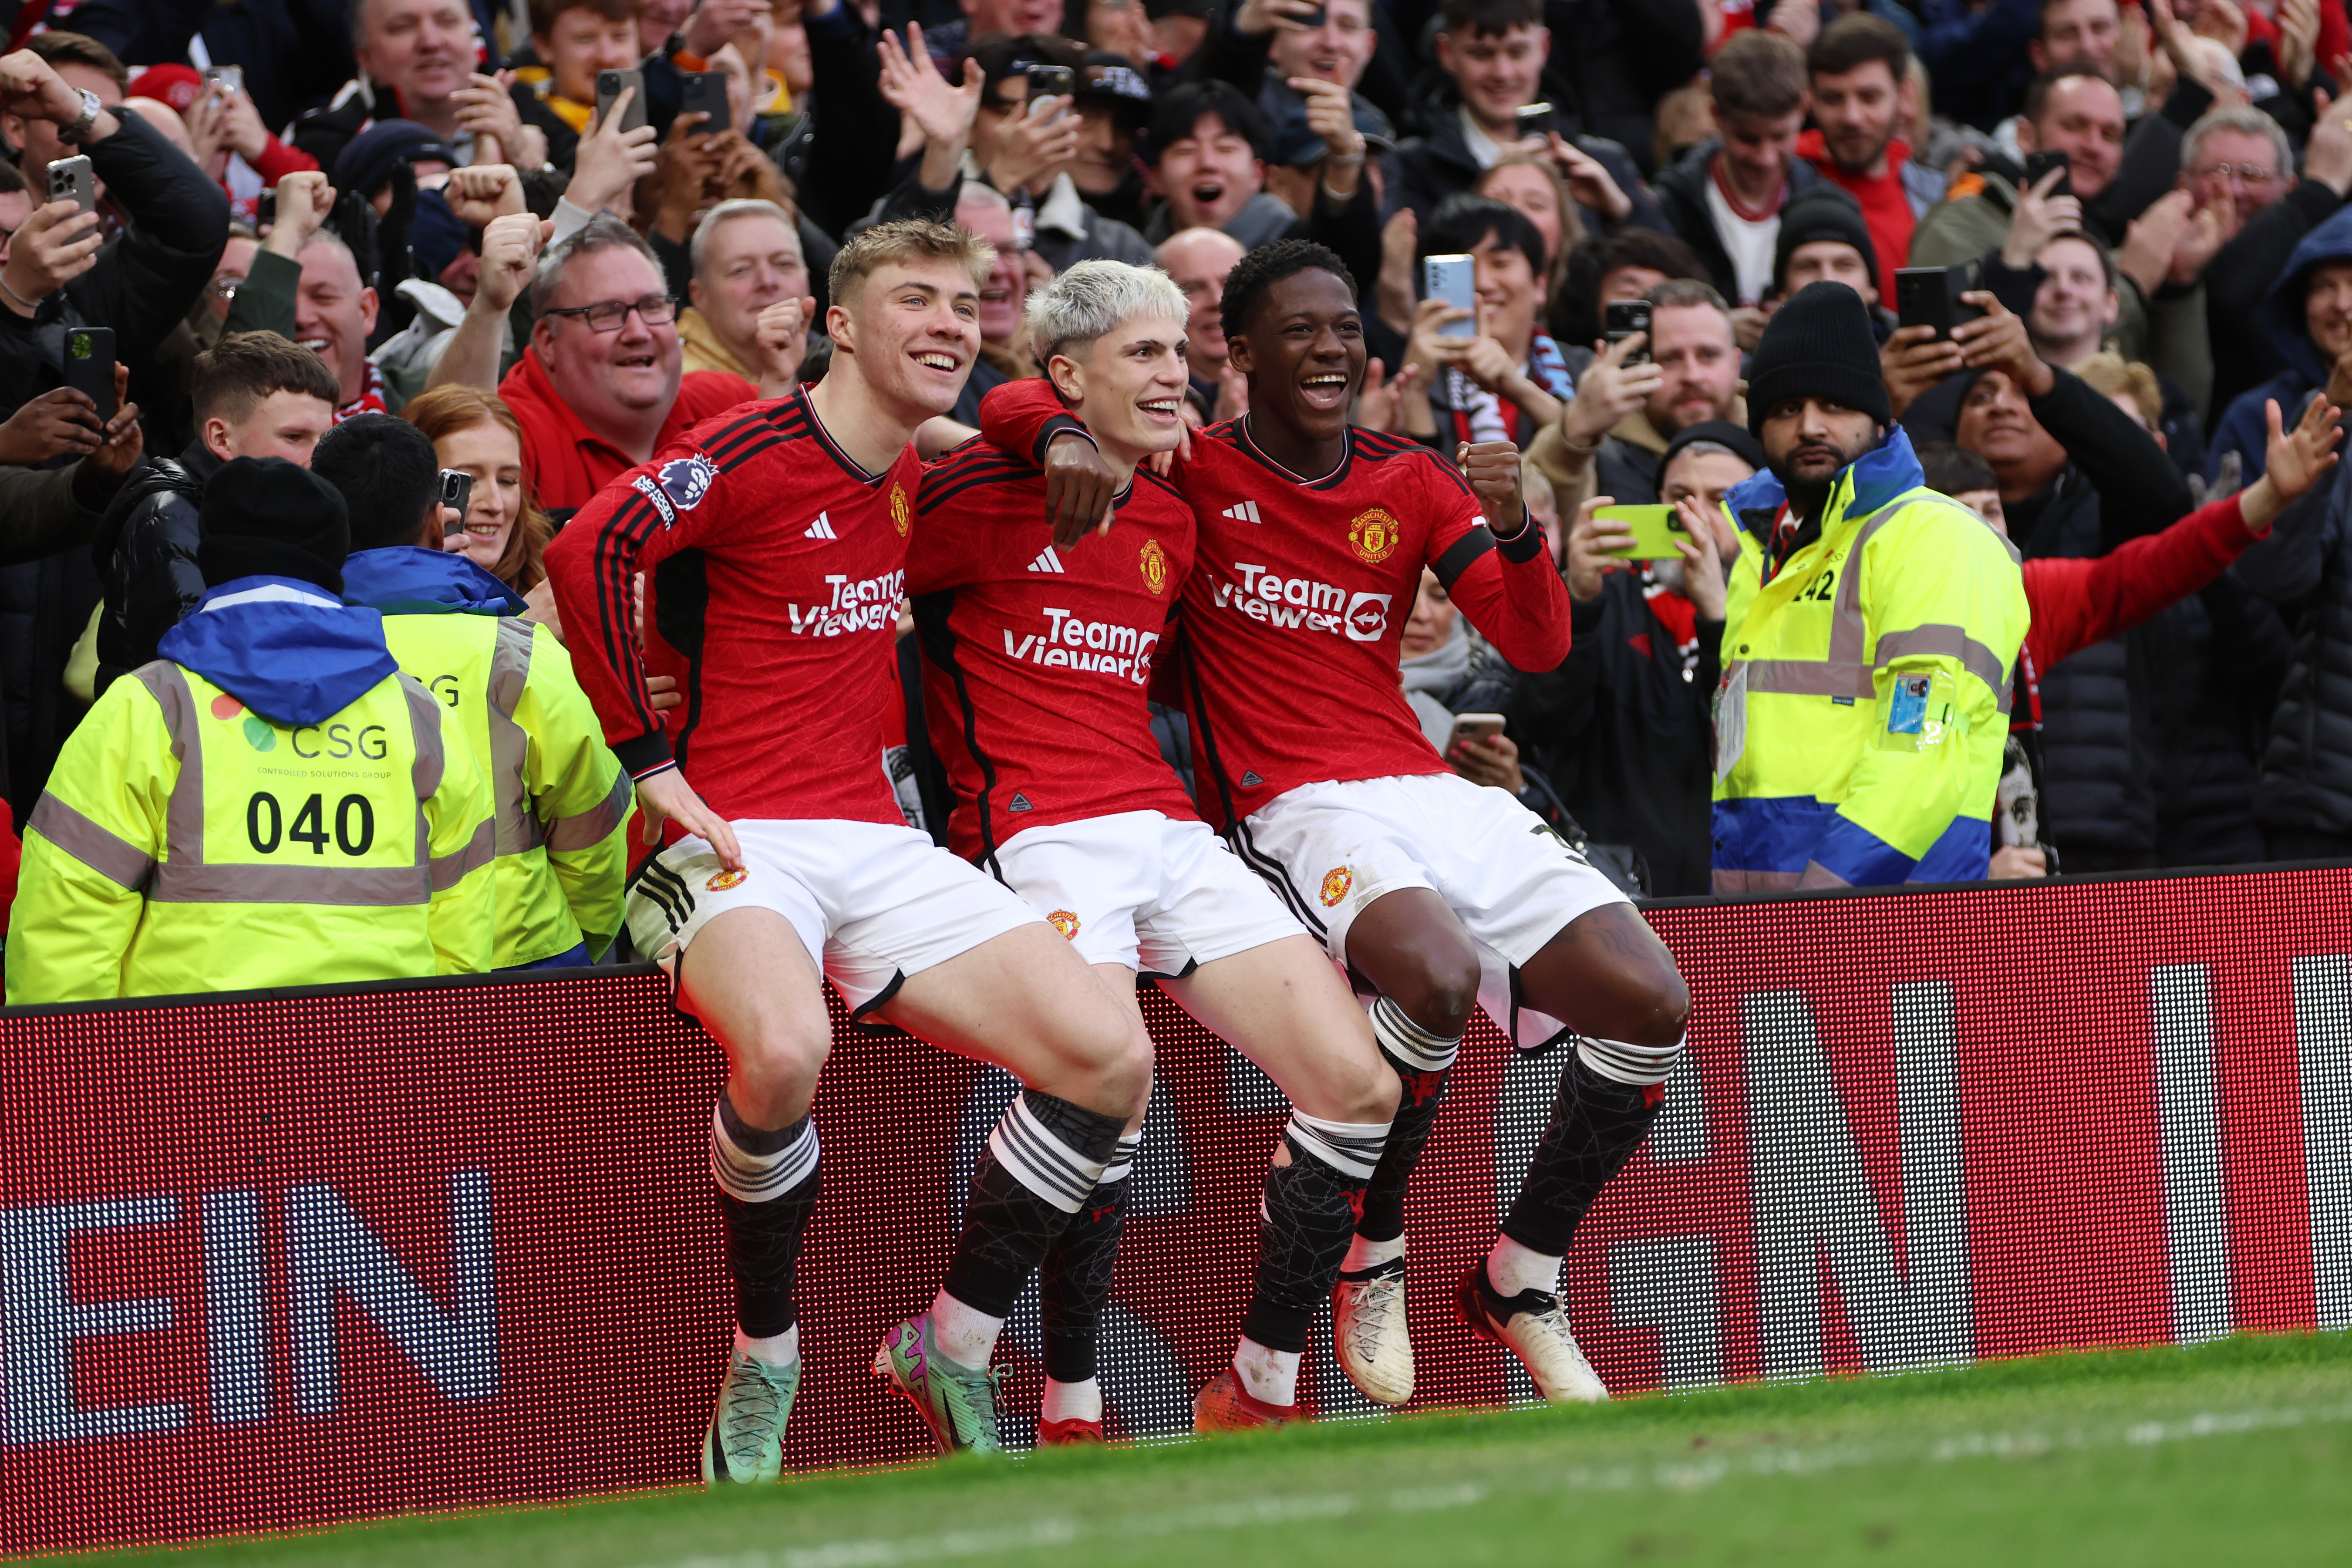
top-left (542, 294), bottom-right (680, 331)
top-left (2190, 162), bottom-right (2280, 185)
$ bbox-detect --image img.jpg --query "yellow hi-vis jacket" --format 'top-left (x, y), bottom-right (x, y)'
top-left (6, 587), bottom-right (497, 1003)
top-left (1711, 428), bottom-right (2029, 892)
top-left (343, 547), bottom-right (630, 967)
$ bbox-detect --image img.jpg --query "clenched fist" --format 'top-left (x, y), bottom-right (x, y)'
top-left (1458, 439), bottom-right (1528, 536)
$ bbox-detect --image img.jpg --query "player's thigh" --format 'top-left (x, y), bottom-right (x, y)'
top-left (675, 907), bottom-right (834, 1117)
top-left (1343, 887), bottom-right (1485, 1039)
top-left (880, 921), bottom-right (1153, 1119)
top-left (1163, 934), bottom-right (1396, 1125)
top-left (1517, 902), bottom-right (1691, 1048)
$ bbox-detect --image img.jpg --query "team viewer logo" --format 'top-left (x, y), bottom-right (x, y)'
top-left (890, 484), bottom-right (910, 536)
top-left (1047, 909), bottom-right (1081, 940)
top-left (1348, 507), bottom-right (1401, 564)
top-left (1140, 539), bottom-right (1168, 594)
top-left (1320, 867), bottom-right (1352, 906)
top-left (707, 868), bottom-right (748, 891)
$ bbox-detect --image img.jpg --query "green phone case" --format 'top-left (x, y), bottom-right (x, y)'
top-left (1596, 505), bottom-right (1689, 560)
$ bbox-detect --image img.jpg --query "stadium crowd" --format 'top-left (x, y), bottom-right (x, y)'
top-left (10, 0), bottom-right (2352, 1468)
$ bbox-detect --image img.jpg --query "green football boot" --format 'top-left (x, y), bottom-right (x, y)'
top-left (701, 1346), bottom-right (800, 1485)
top-left (872, 1314), bottom-right (1005, 1455)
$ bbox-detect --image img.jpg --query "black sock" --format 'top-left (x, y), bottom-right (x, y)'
top-left (1040, 1163), bottom-right (1130, 1383)
top-left (708, 1092), bottom-right (821, 1338)
top-left (1240, 1113), bottom-right (1387, 1354)
top-left (1356, 997), bottom-right (1460, 1244)
top-left (1500, 1046), bottom-right (1667, 1258)
top-left (943, 1090), bottom-right (1125, 1318)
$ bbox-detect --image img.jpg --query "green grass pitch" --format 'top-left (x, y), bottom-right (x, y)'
top-left (61, 1332), bottom-right (2352, 1568)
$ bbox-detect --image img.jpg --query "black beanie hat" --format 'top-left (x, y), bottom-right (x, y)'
top-left (1772, 185), bottom-right (1880, 299)
top-left (1659, 418), bottom-right (1766, 480)
top-left (1745, 281), bottom-right (1893, 438)
top-left (196, 457), bottom-right (352, 595)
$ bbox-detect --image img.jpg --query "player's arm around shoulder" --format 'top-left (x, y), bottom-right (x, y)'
top-left (416, 678), bottom-right (499, 976)
top-left (7, 672), bottom-right (181, 1003)
top-left (512, 621), bottom-right (631, 957)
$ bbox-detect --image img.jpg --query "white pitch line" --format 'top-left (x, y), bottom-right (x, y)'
top-left (642, 1403), bottom-right (2352, 1568)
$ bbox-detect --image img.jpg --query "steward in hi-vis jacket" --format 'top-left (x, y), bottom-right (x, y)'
top-left (6, 459), bottom-right (496, 1004)
top-left (343, 546), bottom-right (629, 968)
top-left (1709, 283), bottom-right (2029, 892)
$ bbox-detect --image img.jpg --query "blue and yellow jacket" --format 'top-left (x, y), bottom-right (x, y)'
top-left (1711, 428), bottom-right (2029, 891)
top-left (342, 548), bottom-right (629, 968)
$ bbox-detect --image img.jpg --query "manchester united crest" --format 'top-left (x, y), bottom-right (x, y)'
top-left (1139, 538), bottom-right (1168, 595)
top-left (890, 483), bottom-right (910, 536)
top-left (1320, 867), bottom-right (1352, 907)
top-left (1348, 507), bottom-right (1400, 564)
top-left (1048, 909), bottom-right (1082, 940)
top-left (708, 867), bottom-right (748, 891)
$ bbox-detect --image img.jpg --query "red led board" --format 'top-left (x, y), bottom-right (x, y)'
top-left (3, 867), bottom-right (2349, 1555)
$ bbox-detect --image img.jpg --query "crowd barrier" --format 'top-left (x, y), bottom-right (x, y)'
top-left (5, 865), bottom-right (2352, 1556)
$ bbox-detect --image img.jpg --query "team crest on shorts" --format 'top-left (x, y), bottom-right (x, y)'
top-left (1139, 537), bottom-right (1168, 594)
top-left (889, 483), bottom-right (911, 536)
top-left (1348, 507), bottom-right (1401, 563)
top-left (1048, 909), bottom-right (1082, 939)
top-left (707, 867), bottom-right (748, 891)
top-left (1320, 867), bottom-right (1352, 907)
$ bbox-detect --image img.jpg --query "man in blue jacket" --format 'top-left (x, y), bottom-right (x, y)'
top-left (2210, 206), bottom-right (2352, 489)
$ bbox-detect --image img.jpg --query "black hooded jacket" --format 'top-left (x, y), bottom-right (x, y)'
top-left (90, 442), bottom-right (221, 702)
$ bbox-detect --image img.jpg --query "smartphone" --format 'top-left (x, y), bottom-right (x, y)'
top-left (200, 64), bottom-right (243, 96)
top-left (439, 470), bottom-right (474, 533)
top-left (62, 326), bottom-right (115, 422)
top-left (1297, 2), bottom-right (1328, 23)
top-left (1595, 504), bottom-right (1689, 560)
top-left (1604, 299), bottom-right (1651, 364)
top-left (1515, 102), bottom-right (1555, 141)
top-left (2022, 148), bottom-right (2072, 198)
top-left (1895, 264), bottom-right (1985, 340)
top-left (1024, 62), bottom-right (1076, 112)
top-left (1424, 253), bottom-right (1476, 338)
top-left (1445, 712), bottom-right (1507, 752)
top-left (595, 68), bottom-right (647, 135)
top-left (678, 69), bottom-right (731, 135)
top-left (256, 187), bottom-right (277, 228)
top-left (46, 154), bottom-right (93, 216)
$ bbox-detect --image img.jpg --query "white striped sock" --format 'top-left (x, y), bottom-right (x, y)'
top-left (708, 1105), bottom-right (819, 1204)
top-left (1576, 1033), bottom-right (1686, 1087)
top-left (1284, 1110), bottom-right (1389, 1182)
top-left (1371, 995), bottom-right (1461, 1073)
top-left (987, 1092), bottom-right (1114, 1214)
top-left (1100, 1130), bottom-right (1142, 1187)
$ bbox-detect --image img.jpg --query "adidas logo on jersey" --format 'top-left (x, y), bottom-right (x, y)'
top-left (1009, 792), bottom-right (1034, 812)
top-left (1028, 547), bottom-right (1067, 573)
top-left (1240, 770), bottom-right (1264, 787)
top-left (803, 512), bottom-right (837, 540)
top-left (1222, 500), bottom-right (1263, 523)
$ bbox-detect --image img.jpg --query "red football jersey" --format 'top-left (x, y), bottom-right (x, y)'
top-left (908, 438), bottom-right (1197, 862)
top-left (544, 388), bottom-right (921, 825)
top-left (979, 380), bottom-right (1575, 826)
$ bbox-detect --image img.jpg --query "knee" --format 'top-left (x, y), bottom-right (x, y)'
top-left (731, 1019), bottom-right (829, 1103)
top-left (1082, 1022), bottom-right (1156, 1121)
top-left (1619, 964), bottom-right (1691, 1051)
top-left (1392, 950), bottom-right (1481, 1039)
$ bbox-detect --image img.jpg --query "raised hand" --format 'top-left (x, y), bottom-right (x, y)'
top-left (2001, 164), bottom-right (2083, 269)
top-left (1458, 438), bottom-right (1526, 534)
top-left (1558, 330), bottom-right (1663, 448)
top-left (880, 23), bottom-right (983, 151)
top-left (451, 71), bottom-right (526, 166)
top-left (0, 199), bottom-right (101, 314)
top-left (1565, 494), bottom-right (1634, 601)
top-left (445, 163), bottom-right (526, 229)
top-left (566, 85), bottom-right (659, 215)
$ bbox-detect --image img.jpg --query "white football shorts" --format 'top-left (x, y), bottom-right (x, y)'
top-left (627, 817), bottom-right (1042, 1012)
top-left (1229, 772), bottom-right (1631, 1049)
top-left (991, 810), bottom-right (1307, 975)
